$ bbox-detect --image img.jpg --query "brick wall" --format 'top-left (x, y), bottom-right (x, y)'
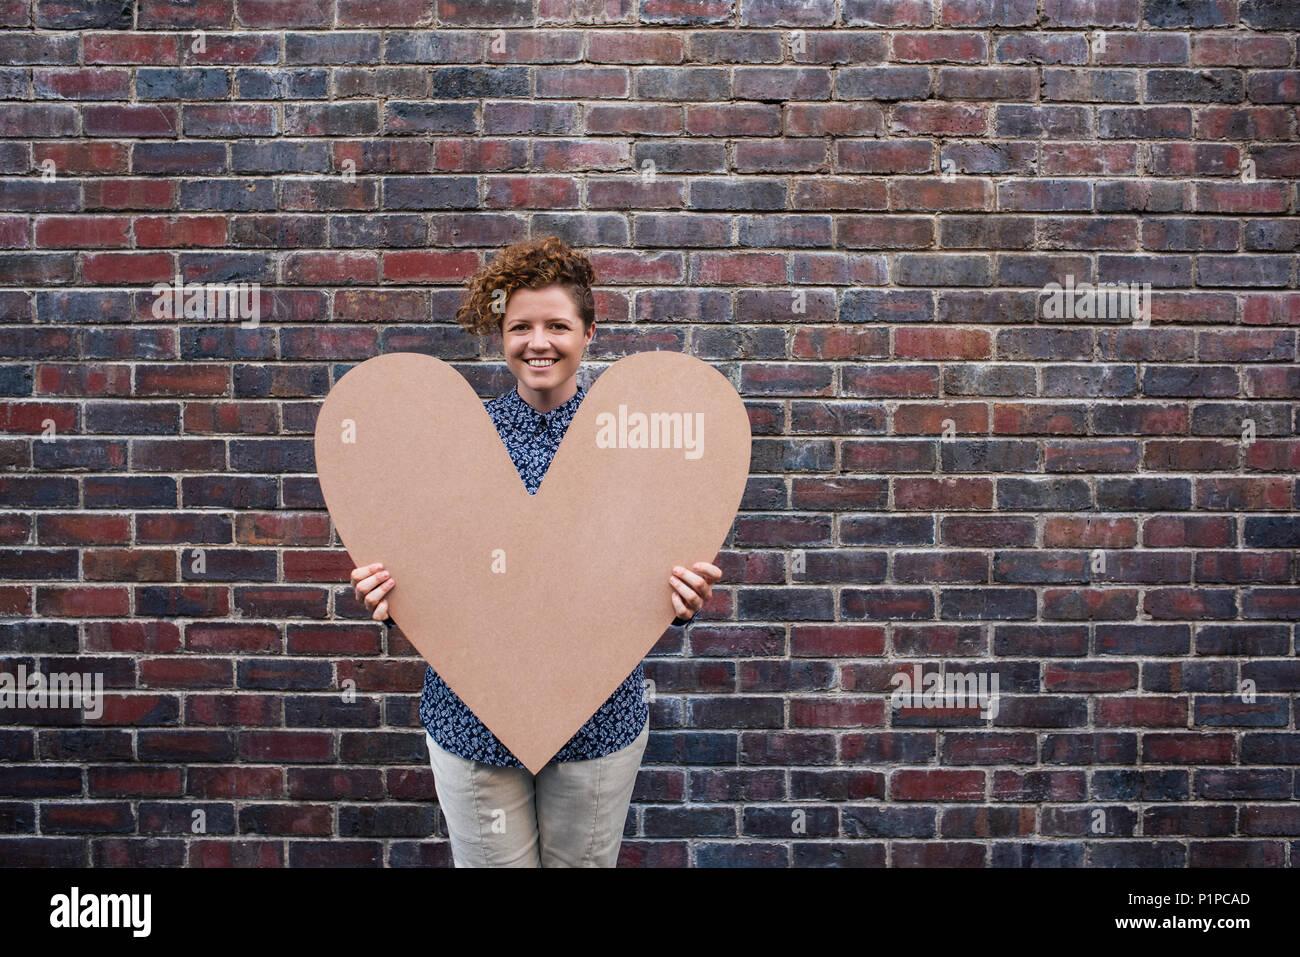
top-left (1, 0), bottom-right (1298, 867)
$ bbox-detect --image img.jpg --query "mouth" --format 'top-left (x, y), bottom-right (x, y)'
top-left (525, 358), bottom-right (558, 368)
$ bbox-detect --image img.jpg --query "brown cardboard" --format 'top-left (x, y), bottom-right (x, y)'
top-left (313, 351), bottom-right (752, 773)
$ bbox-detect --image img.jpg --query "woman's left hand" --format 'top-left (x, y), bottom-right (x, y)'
top-left (669, 562), bottom-right (722, 621)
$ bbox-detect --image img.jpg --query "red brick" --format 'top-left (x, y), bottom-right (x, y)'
top-left (82, 105), bottom-right (178, 137)
top-left (83, 180), bottom-right (177, 210)
top-left (83, 32), bottom-right (182, 64)
top-left (37, 586), bottom-right (132, 617)
top-left (38, 513), bottom-right (132, 545)
top-left (283, 252), bottom-right (379, 285)
top-left (236, 0), bottom-right (332, 27)
top-left (0, 216), bottom-right (27, 247)
top-left (83, 549), bottom-right (177, 582)
top-left (81, 252), bottom-right (175, 284)
top-left (0, 585), bottom-right (31, 614)
top-left (380, 251), bottom-right (480, 283)
top-left (337, 0), bottom-right (432, 25)
top-left (33, 69), bottom-right (132, 100)
top-left (84, 620), bottom-right (183, 653)
top-left (35, 216), bottom-right (132, 249)
top-left (136, 364), bottom-right (230, 396)
top-left (33, 142), bottom-right (129, 174)
top-left (234, 512), bottom-right (331, 546)
top-left (0, 401), bottom-right (78, 432)
top-left (35, 364), bottom-right (132, 397)
top-left (134, 216), bottom-right (228, 248)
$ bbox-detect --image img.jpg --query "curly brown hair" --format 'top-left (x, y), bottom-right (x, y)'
top-left (454, 235), bottom-right (597, 338)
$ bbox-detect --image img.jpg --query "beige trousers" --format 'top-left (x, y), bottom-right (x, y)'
top-left (425, 719), bottom-right (649, 867)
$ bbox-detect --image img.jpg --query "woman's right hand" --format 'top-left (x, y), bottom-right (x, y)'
top-left (350, 562), bottom-right (395, 621)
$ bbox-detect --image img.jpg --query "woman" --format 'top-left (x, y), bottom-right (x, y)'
top-left (348, 235), bottom-right (722, 867)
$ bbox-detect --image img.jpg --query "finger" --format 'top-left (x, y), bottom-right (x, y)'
top-left (672, 564), bottom-right (707, 590)
top-left (350, 562), bottom-right (383, 585)
top-left (356, 568), bottom-right (390, 596)
top-left (372, 597), bottom-right (388, 621)
top-left (673, 566), bottom-right (712, 602)
top-left (668, 573), bottom-right (698, 603)
top-left (693, 561), bottom-right (722, 580)
top-left (363, 577), bottom-right (395, 610)
top-left (669, 574), bottom-right (703, 609)
top-left (670, 589), bottom-right (692, 619)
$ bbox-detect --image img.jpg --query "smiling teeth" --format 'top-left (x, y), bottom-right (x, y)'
top-left (527, 359), bottom-right (556, 366)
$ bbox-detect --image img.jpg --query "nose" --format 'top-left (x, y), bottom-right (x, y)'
top-left (529, 325), bottom-right (550, 351)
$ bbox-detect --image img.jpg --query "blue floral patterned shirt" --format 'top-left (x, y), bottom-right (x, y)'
top-left (415, 380), bottom-right (677, 768)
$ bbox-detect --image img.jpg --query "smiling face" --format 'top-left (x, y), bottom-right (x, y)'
top-left (500, 284), bottom-right (595, 414)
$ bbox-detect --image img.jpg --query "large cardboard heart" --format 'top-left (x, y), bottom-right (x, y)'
top-left (313, 351), bottom-right (751, 773)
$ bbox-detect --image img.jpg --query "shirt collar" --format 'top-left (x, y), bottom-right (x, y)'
top-left (500, 382), bottom-right (586, 436)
